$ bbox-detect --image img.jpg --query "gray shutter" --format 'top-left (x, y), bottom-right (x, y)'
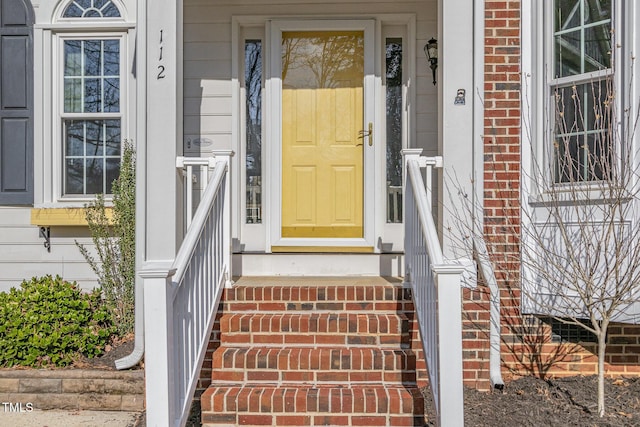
top-left (0, 0), bottom-right (33, 205)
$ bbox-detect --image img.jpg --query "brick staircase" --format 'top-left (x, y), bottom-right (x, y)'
top-left (200, 277), bottom-right (427, 426)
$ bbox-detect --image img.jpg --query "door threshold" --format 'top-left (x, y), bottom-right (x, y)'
top-left (270, 246), bottom-right (374, 253)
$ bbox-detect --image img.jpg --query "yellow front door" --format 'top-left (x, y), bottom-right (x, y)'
top-left (281, 31), bottom-right (364, 239)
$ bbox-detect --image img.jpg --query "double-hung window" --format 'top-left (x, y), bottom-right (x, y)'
top-left (57, 0), bottom-right (127, 198)
top-left (548, 0), bottom-right (614, 183)
top-left (62, 37), bottom-right (122, 195)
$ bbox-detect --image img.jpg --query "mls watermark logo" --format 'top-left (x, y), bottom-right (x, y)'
top-left (2, 402), bottom-right (34, 413)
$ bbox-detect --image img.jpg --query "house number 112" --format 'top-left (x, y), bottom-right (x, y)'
top-left (157, 30), bottom-right (166, 79)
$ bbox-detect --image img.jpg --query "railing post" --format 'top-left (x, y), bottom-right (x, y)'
top-left (213, 150), bottom-right (234, 286)
top-left (433, 265), bottom-right (465, 427)
top-left (141, 263), bottom-right (177, 427)
top-left (402, 149), bottom-right (423, 225)
top-left (402, 149), bottom-right (423, 185)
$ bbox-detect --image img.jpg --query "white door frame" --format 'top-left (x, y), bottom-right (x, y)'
top-left (266, 19), bottom-right (377, 252)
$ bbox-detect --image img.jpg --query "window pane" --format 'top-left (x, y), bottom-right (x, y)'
top-left (553, 0), bottom-right (612, 78)
top-left (63, 3), bottom-right (84, 18)
top-left (105, 119), bottom-right (121, 155)
top-left (65, 120), bottom-right (84, 156)
top-left (103, 40), bottom-right (120, 75)
top-left (554, 85), bottom-right (582, 134)
top-left (583, 24), bottom-right (611, 73)
top-left (553, 79), bottom-right (611, 183)
top-left (85, 158), bottom-right (104, 194)
top-left (555, 0), bottom-right (580, 31)
top-left (65, 159), bottom-right (84, 194)
top-left (104, 78), bottom-right (119, 112)
top-left (555, 30), bottom-right (581, 78)
top-left (245, 40), bottom-right (262, 224)
top-left (64, 41), bottom-right (82, 76)
top-left (84, 40), bottom-right (102, 76)
top-left (585, 0), bottom-right (611, 24)
top-left (386, 38), bottom-right (403, 223)
top-left (105, 158), bottom-right (120, 193)
top-left (64, 79), bottom-right (82, 113)
top-left (586, 132), bottom-right (609, 180)
top-left (63, 119), bottom-right (121, 195)
top-left (554, 134), bottom-right (581, 183)
top-left (102, 3), bottom-right (121, 17)
top-left (85, 120), bottom-right (103, 156)
top-left (75, 0), bottom-right (91, 9)
top-left (84, 78), bottom-right (102, 112)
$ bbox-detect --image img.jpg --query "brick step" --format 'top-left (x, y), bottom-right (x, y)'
top-left (220, 313), bottom-right (411, 348)
top-left (199, 278), bottom-right (426, 425)
top-left (200, 384), bottom-right (425, 426)
top-left (221, 277), bottom-right (413, 313)
top-left (211, 347), bottom-right (418, 385)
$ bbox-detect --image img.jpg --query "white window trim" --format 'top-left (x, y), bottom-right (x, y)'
top-left (522, 0), bottom-right (627, 203)
top-left (34, 1), bottom-right (135, 208)
top-left (237, 26), bottom-right (266, 252)
top-left (53, 31), bottom-right (128, 203)
top-left (380, 24), bottom-right (413, 252)
top-left (51, 31), bottom-right (131, 205)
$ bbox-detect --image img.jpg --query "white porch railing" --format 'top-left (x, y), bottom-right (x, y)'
top-left (387, 183), bottom-right (403, 223)
top-left (176, 156), bottom-right (217, 228)
top-left (403, 150), bottom-right (465, 427)
top-left (142, 153), bottom-right (232, 427)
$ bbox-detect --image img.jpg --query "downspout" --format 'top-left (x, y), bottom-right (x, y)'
top-left (475, 237), bottom-right (505, 390)
top-left (473, 0), bottom-right (504, 390)
top-left (115, 279), bottom-right (145, 369)
top-left (116, 0), bottom-right (147, 370)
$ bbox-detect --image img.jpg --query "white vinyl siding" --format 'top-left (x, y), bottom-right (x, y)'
top-left (0, 208), bottom-right (99, 292)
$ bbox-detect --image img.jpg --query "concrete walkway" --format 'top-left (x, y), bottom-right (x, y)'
top-left (0, 409), bottom-right (144, 426)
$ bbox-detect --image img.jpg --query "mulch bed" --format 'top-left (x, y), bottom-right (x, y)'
top-left (71, 335), bottom-right (141, 370)
top-left (424, 375), bottom-right (640, 426)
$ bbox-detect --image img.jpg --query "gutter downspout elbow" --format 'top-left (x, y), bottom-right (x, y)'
top-left (115, 277), bottom-right (144, 369)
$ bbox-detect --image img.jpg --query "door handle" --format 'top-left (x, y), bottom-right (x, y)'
top-left (358, 122), bottom-right (373, 146)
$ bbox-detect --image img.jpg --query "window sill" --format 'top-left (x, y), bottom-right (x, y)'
top-left (30, 207), bottom-right (113, 226)
top-left (527, 182), bottom-right (632, 207)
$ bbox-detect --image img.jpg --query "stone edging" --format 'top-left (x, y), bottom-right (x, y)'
top-left (0, 369), bottom-right (144, 411)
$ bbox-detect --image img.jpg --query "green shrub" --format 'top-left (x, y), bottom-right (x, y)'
top-left (77, 140), bottom-right (136, 335)
top-left (0, 275), bottom-right (115, 368)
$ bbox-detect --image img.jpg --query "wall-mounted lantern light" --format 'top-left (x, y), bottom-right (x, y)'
top-left (424, 37), bottom-right (438, 85)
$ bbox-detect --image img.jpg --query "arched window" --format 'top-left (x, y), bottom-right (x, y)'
top-left (62, 0), bottom-right (121, 18)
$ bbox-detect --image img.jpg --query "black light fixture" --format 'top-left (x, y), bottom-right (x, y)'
top-left (424, 37), bottom-right (438, 85)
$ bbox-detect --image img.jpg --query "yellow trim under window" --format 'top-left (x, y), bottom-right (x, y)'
top-left (30, 208), bottom-right (114, 226)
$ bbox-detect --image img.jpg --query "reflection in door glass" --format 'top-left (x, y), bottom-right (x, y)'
top-left (281, 31), bottom-right (364, 89)
top-left (386, 38), bottom-right (403, 223)
top-left (245, 40), bottom-right (262, 223)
